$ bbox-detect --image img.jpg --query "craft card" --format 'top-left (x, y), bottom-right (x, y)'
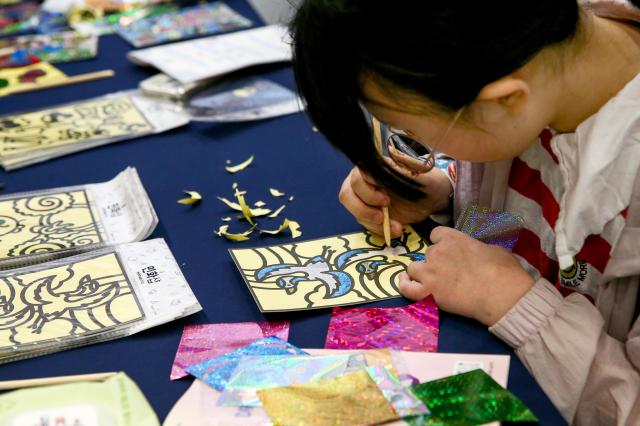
top-left (186, 77), bottom-right (302, 122)
top-left (0, 31), bottom-right (98, 63)
top-left (128, 24), bottom-right (291, 84)
top-left (0, 252), bottom-right (144, 351)
top-left (229, 227), bottom-right (427, 312)
top-left (0, 95), bottom-right (153, 156)
top-left (116, 2), bottom-right (252, 48)
top-left (0, 62), bottom-right (67, 96)
top-left (0, 1), bottom-right (39, 35)
top-left (0, 91), bottom-right (189, 170)
top-left (0, 238), bottom-right (201, 363)
top-left (0, 189), bottom-right (102, 260)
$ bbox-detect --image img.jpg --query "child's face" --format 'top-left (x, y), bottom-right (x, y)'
top-left (362, 80), bottom-right (549, 163)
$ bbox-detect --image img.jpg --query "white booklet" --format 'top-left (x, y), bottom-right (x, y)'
top-left (128, 25), bottom-right (292, 84)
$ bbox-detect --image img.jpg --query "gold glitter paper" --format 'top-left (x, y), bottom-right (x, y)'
top-left (257, 370), bottom-right (398, 426)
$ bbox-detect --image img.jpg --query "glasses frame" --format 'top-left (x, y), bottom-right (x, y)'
top-left (372, 107), bottom-right (464, 176)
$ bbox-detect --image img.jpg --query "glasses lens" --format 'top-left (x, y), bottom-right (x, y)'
top-left (387, 134), bottom-right (435, 174)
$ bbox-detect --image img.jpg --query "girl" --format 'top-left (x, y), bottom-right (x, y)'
top-left (291, 0), bottom-right (640, 424)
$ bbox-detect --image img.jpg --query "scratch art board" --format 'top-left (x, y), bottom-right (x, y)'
top-left (229, 227), bottom-right (427, 312)
top-left (0, 189), bottom-right (103, 260)
top-left (0, 96), bottom-right (154, 156)
top-left (0, 252), bottom-right (144, 351)
top-left (0, 62), bottom-right (67, 97)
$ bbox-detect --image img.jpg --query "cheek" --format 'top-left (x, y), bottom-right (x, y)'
top-left (438, 129), bottom-right (533, 162)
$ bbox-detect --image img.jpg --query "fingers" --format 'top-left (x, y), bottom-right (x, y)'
top-left (389, 219), bottom-right (404, 238)
top-left (398, 271), bottom-right (432, 301)
top-left (339, 173), bottom-right (384, 224)
top-left (351, 169), bottom-right (390, 206)
top-left (429, 226), bottom-right (459, 244)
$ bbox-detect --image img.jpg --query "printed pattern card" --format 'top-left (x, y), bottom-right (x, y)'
top-left (116, 2), bottom-right (252, 48)
top-left (229, 227), bottom-right (427, 312)
top-left (0, 31), bottom-right (99, 64)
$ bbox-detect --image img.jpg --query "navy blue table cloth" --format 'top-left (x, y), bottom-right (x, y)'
top-left (0, 1), bottom-right (566, 424)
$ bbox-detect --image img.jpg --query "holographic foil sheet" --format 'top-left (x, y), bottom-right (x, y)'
top-left (455, 205), bottom-right (524, 251)
top-left (366, 365), bottom-right (429, 418)
top-left (185, 336), bottom-right (307, 391)
top-left (218, 355), bottom-right (352, 407)
top-left (257, 370), bottom-right (399, 426)
top-left (170, 321), bottom-right (290, 380)
top-left (324, 296), bottom-right (438, 352)
top-left (408, 369), bottom-right (538, 425)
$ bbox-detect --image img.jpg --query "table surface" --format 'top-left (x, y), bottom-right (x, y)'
top-left (0, 1), bottom-right (567, 424)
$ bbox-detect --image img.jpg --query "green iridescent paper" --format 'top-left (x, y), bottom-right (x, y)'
top-left (407, 369), bottom-right (538, 426)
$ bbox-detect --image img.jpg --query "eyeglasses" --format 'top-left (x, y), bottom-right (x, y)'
top-left (372, 108), bottom-right (463, 176)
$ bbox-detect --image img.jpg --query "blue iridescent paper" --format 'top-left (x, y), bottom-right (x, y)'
top-left (366, 365), bottom-right (429, 418)
top-left (218, 355), bottom-right (351, 407)
top-left (185, 336), bottom-right (308, 391)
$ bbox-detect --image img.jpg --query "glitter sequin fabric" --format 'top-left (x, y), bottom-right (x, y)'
top-left (324, 296), bottom-right (438, 351)
top-left (218, 355), bottom-right (352, 407)
top-left (408, 369), bottom-right (538, 425)
top-left (185, 336), bottom-right (307, 391)
top-left (170, 321), bottom-right (290, 380)
top-left (455, 205), bottom-right (525, 251)
top-left (257, 370), bottom-right (399, 426)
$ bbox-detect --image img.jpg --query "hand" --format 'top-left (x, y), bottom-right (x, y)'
top-left (398, 227), bottom-right (535, 326)
top-left (338, 165), bottom-right (452, 238)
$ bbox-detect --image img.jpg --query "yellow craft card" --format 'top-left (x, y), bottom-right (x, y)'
top-left (0, 63), bottom-right (67, 97)
top-left (229, 227), bottom-right (427, 312)
top-left (0, 96), bottom-right (153, 155)
top-left (0, 252), bottom-right (144, 350)
top-left (0, 190), bottom-right (102, 260)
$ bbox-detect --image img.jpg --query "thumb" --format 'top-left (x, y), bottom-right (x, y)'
top-left (398, 271), bottom-right (433, 301)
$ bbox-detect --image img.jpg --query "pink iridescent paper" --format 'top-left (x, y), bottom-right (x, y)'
top-left (170, 321), bottom-right (290, 380)
top-left (324, 297), bottom-right (438, 352)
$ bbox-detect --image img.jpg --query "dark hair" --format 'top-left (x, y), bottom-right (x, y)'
top-left (290, 0), bottom-right (580, 199)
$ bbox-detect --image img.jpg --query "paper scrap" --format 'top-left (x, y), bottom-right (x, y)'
top-left (269, 188), bottom-right (285, 197)
top-left (217, 197), bottom-right (271, 217)
top-left (226, 155), bottom-right (254, 173)
top-left (215, 225), bottom-right (255, 242)
top-left (288, 195), bottom-right (294, 202)
top-left (177, 190), bottom-right (202, 205)
top-left (254, 201), bottom-right (266, 207)
top-left (267, 205), bottom-right (285, 218)
top-left (221, 217), bottom-right (231, 222)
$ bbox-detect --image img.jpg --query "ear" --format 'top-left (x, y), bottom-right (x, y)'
top-left (476, 76), bottom-right (530, 113)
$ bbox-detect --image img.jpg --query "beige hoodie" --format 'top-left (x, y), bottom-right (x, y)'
top-left (452, 3), bottom-right (640, 424)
